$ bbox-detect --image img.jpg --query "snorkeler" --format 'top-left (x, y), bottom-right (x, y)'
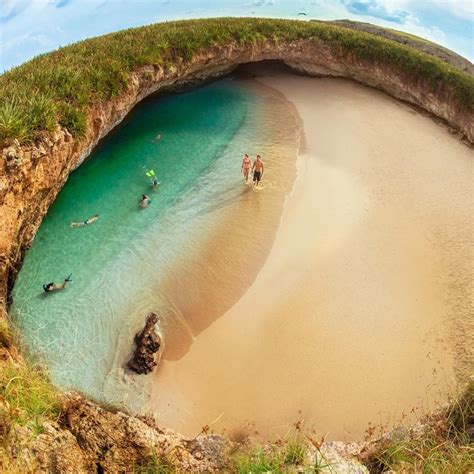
top-left (241, 153), bottom-right (252, 183)
top-left (43, 274), bottom-right (72, 293)
top-left (139, 194), bottom-right (151, 208)
top-left (70, 214), bottom-right (99, 227)
top-left (145, 169), bottom-right (160, 189)
top-left (252, 154), bottom-right (264, 187)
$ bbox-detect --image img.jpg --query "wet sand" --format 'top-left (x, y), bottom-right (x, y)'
top-left (149, 70), bottom-right (473, 441)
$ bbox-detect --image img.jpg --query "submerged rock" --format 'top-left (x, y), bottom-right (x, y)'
top-left (127, 313), bottom-right (161, 374)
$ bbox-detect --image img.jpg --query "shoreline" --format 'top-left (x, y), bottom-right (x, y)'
top-left (148, 67), bottom-right (472, 441)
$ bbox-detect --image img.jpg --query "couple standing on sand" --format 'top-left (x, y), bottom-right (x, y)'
top-left (241, 154), bottom-right (264, 186)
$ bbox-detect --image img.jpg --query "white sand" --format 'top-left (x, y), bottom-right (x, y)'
top-left (149, 70), bottom-right (473, 441)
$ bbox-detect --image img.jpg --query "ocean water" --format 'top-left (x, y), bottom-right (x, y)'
top-left (10, 79), bottom-right (264, 402)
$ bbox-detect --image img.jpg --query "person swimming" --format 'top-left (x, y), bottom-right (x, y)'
top-left (43, 274), bottom-right (72, 293)
top-left (70, 214), bottom-right (99, 227)
top-left (139, 194), bottom-right (151, 208)
top-left (145, 169), bottom-right (160, 189)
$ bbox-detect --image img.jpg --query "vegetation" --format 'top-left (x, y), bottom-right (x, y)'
top-left (1, 18), bottom-right (473, 145)
top-left (0, 361), bottom-right (61, 435)
top-left (0, 319), bottom-right (13, 349)
top-left (133, 452), bottom-right (175, 474)
top-left (231, 435), bottom-right (325, 473)
top-left (364, 380), bottom-right (474, 473)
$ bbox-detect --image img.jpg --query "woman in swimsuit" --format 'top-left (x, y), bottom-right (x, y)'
top-left (241, 153), bottom-right (252, 183)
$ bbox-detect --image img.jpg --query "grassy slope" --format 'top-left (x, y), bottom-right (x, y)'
top-left (327, 19), bottom-right (472, 58)
top-left (0, 17), bottom-right (473, 144)
top-left (364, 380), bottom-right (474, 472)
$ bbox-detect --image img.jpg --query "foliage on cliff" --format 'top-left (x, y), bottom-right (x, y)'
top-left (0, 18), bottom-right (473, 144)
top-left (363, 379), bottom-right (474, 472)
top-left (0, 361), bottom-right (61, 435)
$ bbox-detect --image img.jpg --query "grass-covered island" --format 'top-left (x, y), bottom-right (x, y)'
top-left (0, 18), bottom-right (473, 144)
top-left (0, 17), bottom-right (473, 473)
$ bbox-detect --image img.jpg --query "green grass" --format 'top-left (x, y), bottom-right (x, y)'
top-left (232, 436), bottom-right (313, 473)
top-left (0, 319), bottom-right (13, 349)
top-left (133, 452), bottom-right (175, 474)
top-left (0, 18), bottom-right (473, 145)
top-left (283, 436), bottom-right (307, 465)
top-left (233, 446), bottom-right (285, 473)
top-left (0, 362), bottom-right (61, 435)
top-left (364, 380), bottom-right (474, 473)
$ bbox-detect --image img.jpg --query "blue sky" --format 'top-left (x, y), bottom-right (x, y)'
top-left (1, 0), bottom-right (472, 72)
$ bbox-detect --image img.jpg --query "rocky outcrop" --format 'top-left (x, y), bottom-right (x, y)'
top-left (28, 392), bottom-right (233, 472)
top-left (127, 313), bottom-right (161, 374)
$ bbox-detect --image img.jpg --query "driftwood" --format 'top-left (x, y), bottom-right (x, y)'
top-left (127, 313), bottom-right (161, 374)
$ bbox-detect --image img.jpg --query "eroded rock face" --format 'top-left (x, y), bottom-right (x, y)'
top-left (25, 392), bottom-right (233, 472)
top-left (127, 313), bottom-right (161, 374)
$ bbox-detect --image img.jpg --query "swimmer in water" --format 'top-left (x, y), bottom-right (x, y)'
top-left (145, 169), bottom-right (160, 189)
top-left (241, 153), bottom-right (252, 183)
top-left (139, 194), bottom-right (150, 208)
top-left (155, 133), bottom-right (162, 141)
top-left (43, 274), bottom-right (72, 293)
top-left (252, 154), bottom-right (264, 187)
top-left (70, 214), bottom-right (99, 227)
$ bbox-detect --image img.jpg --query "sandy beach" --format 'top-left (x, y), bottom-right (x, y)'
top-left (149, 68), bottom-right (473, 441)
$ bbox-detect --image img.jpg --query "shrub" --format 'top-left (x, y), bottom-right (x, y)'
top-left (364, 381), bottom-right (474, 473)
top-left (58, 103), bottom-right (87, 138)
top-left (233, 446), bottom-right (284, 473)
top-left (28, 94), bottom-right (57, 134)
top-left (284, 436), bottom-right (306, 465)
top-left (0, 98), bottom-right (29, 143)
top-left (133, 452), bottom-right (175, 474)
top-left (0, 362), bottom-right (61, 434)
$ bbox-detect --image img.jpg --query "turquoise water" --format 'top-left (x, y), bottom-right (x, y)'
top-left (11, 79), bottom-right (262, 403)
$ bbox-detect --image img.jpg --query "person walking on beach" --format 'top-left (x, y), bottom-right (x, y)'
top-left (252, 154), bottom-right (264, 187)
top-left (241, 153), bottom-right (252, 183)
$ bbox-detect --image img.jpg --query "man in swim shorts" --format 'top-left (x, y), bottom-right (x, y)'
top-left (241, 153), bottom-right (252, 183)
top-left (252, 154), bottom-right (264, 187)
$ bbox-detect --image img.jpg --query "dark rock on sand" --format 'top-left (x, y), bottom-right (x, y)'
top-left (127, 313), bottom-right (161, 374)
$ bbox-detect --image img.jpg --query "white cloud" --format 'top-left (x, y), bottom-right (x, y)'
top-left (430, 0), bottom-right (473, 18)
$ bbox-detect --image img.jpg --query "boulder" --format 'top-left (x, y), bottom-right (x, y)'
top-left (127, 313), bottom-right (161, 374)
